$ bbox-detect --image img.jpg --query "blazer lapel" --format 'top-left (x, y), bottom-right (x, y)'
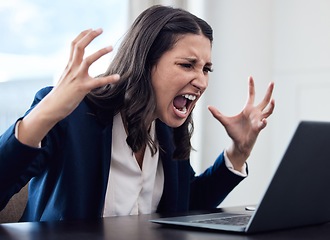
top-left (155, 120), bottom-right (180, 213)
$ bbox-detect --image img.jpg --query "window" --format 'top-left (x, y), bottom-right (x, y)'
top-left (0, 0), bottom-right (128, 132)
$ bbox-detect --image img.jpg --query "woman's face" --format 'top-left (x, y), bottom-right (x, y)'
top-left (151, 33), bottom-right (212, 127)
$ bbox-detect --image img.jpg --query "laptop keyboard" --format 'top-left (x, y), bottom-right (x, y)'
top-left (191, 215), bottom-right (251, 226)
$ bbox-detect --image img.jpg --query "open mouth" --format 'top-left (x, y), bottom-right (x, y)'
top-left (173, 94), bottom-right (197, 115)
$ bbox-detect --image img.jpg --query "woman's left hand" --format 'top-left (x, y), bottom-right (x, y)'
top-left (208, 76), bottom-right (275, 171)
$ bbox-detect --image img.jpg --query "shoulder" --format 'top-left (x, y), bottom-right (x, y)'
top-left (32, 86), bottom-right (54, 104)
top-left (36, 86), bottom-right (53, 97)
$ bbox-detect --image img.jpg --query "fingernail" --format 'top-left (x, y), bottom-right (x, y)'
top-left (105, 46), bottom-right (113, 51)
top-left (113, 74), bottom-right (120, 80)
top-left (95, 28), bottom-right (103, 34)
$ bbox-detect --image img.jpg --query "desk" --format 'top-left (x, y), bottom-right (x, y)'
top-left (0, 208), bottom-right (330, 240)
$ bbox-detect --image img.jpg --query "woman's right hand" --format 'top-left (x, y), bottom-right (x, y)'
top-left (16, 29), bottom-right (120, 147)
top-left (51, 28), bottom-right (120, 121)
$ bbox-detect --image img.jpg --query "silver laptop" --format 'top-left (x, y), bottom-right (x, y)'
top-left (151, 121), bottom-right (330, 233)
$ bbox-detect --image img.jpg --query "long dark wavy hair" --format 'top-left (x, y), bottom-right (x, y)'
top-left (86, 5), bottom-right (213, 160)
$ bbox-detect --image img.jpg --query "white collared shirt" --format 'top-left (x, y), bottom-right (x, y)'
top-left (103, 113), bottom-right (164, 217)
top-left (101, 114), bottom-right (247, 217)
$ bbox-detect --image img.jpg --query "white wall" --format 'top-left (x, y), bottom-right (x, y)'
top-left (129, 0), bottom-right (330, 207)
top-left (197, 0), bottom-right (330, 207)
top-left (197, 0), bottom-right (273, 207)
top-left (271, 0), bottom-right (330, 166)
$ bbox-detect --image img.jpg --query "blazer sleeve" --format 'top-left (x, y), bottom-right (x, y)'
top-left (0, 87), bottom-right (53, 210)
top-left (189, 151), bottom-right (247, 210)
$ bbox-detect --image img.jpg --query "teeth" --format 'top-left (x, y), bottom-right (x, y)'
top-left (183, 94), bottom-right (196, 101)
top-left (179, 106), bottom-right (187, 114)
top-left (174, 106), bottom-right (187, 114)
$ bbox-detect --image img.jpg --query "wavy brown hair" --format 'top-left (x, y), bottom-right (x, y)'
top-left (86, 5), bottom-right (213, 159)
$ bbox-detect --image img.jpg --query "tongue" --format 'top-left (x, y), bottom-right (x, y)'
top-left (173, 96), bottom-right (187, 109)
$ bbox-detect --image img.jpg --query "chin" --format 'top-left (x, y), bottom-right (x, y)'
top-left (158, 108), bottom-right (193, 128)
top-left (159, 116), bottom-right (186, 128)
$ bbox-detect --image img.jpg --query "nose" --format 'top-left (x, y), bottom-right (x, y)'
top-left (190, 73), bottom-right (208, 92)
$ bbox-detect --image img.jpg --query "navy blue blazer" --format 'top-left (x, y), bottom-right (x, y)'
top-left (0, 87), bottom-right (245, 222)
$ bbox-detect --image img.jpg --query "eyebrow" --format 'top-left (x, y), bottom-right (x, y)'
top-left (181, 57), bottom-right (213, 67)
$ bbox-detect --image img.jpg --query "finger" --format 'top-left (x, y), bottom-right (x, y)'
top-left (258, 118), bottom-right (268, 130)
top-left (72, 28), bottom-right (104, 65)
top-left (68, 29), bottom-right (92, 63)
top-left (207, 105), bottom-right (227, 126)
top-left (86, 74), bottom-right (121, 90)
top-left (261, 98), bottom-right (275, 118)
top-left (258, 81), bottom-right (274, 110)
top-left (246, 76), bottom-right (255, 106)
top-left (81, 45), bottom-right (114, 71)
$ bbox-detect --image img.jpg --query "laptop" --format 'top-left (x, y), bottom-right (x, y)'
top-left (151, 121), bottom-right (330, 233)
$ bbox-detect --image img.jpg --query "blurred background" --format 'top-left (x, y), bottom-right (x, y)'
top-left (1, 0), bottom-right (330, 208)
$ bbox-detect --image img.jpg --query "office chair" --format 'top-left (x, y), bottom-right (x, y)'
top-left (0, 184), bottom-right (28, 223)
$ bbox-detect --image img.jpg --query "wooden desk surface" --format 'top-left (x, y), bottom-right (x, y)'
top-left (1, 209), bottom-right (330, 240)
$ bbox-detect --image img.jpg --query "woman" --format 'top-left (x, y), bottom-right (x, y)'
top-left (0, 5), bottom-right (274, 221)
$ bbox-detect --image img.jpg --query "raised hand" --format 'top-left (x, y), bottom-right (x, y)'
top-left (51, 28), bottom-right (120, 120)
top-left (17, 29), bottom-right (120, 147)
top-left (208, 76), bottom-right (275, 170)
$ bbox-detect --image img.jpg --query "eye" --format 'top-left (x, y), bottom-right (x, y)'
top-left (180, 63), bottom-right (193, 69)
top-left (203, 66), bottom-right (213, 73)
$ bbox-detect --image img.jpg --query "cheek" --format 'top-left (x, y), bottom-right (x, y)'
top-left (152, 79), bottom-right (168, 113)
top-left (152, 73), bottom-right (173, 101)
top-left (155, 88), bottom-right (171, 111)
